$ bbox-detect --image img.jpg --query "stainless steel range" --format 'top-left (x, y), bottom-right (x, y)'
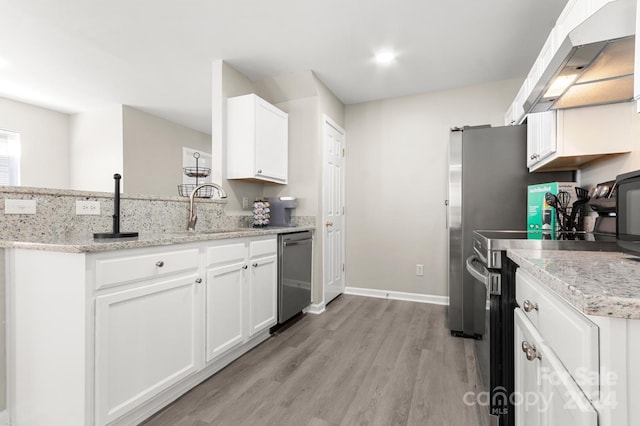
top-left (467, 230), bottom-right (618, 426)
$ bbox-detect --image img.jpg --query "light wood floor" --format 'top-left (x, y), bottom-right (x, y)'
top-left (143, 295), bottom-right (488, 426)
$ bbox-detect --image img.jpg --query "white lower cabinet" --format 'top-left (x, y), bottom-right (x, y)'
top-left (206, 259), bottom-right (246, 361)
top-left (95, 274), bottom-right (204, 425)
top-left (249, 251), bottom-right (277, 336)
top-left (514, 267), bottom-right (640, 426)
top-left (514, 309), bottom-right (597, 426)
top-left (7, 234), bottom-right (281, 426)
top-left (514, 308), bottom-right (543, 426)
top-left (205, 237), bottom-right (277, 361)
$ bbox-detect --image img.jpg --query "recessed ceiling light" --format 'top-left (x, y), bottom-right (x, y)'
top-left (375, 51), bottom-right (396, 65)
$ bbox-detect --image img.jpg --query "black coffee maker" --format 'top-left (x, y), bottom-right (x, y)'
top-left (265, 196), bottom-right (297, 227)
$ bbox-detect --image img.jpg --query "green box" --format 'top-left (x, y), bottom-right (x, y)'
top-left (527, 182), bottom-right (577, 238)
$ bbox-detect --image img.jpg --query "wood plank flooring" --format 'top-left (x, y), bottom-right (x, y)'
top-left (143, 295), bottom-right (489, 426)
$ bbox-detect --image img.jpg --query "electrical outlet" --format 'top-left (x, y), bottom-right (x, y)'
top-left (416, 264), bottom-right (424, 276)
top-left (4, 199), bottom-right (36, 214)
top-left (76, 200), bottom-right (101, 215)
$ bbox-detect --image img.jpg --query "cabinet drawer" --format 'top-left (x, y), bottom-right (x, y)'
top-left (250, 237), bottom-right (277, 258)
top-left (516, 269), bottom-right (599, 398)
top-left (94, 248), bottom-right (199, 290)
top-left (514, 309), bottom-right (598, 426)
top-left (206, 241), bottom-right (247, 266)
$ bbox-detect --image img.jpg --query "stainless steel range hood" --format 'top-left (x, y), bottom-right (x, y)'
top-left (525, 0), bottom-right (636, 113)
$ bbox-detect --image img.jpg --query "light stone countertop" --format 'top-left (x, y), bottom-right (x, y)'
top-left (508, 248), bottom-right (640, 319)
top-left (0, 226), bottom-right (315, 254)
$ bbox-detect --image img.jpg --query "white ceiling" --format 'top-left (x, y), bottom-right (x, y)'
top-left (0, 0), bottom-right (568, 134)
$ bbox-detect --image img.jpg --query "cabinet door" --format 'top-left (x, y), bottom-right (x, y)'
top-left (526, 113), bottom-right (541, 168)
top-left (540, 339), bottom-right (598, 426)
top-left (206, 261), bottom-right (246, 362)
top-left (514, 309), bottom-right (597, 426)
top-left (95, 274), bottom-right (204, 425)
top-left (514, 309), bottom-right (543, 426)
top-left (526, 111), bottom-right (557, 169)
top-left (249, 254), bottom-right (277, 336)
top-left (537, 110), bottom-right (557, 161)
top-left (254, 98), bottom-right (288, 183)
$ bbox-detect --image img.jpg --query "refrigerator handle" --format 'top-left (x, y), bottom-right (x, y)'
top-left (445, 199), bottom-right (449, 229)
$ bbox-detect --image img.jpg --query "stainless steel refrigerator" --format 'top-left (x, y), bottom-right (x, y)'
top-left (446, 125), bottom-right (572, 338)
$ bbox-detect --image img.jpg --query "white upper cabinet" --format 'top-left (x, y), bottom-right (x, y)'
top-left (505, 78), bottom-right (530, 125)
top-left (227, 94), bottom-right (288, 184)
top-left (526, 111), bottom-right (557, 169)
top-left (527, 102), bottom-right (633, 172)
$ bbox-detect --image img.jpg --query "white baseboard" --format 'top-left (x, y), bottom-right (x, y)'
top-left (304, 302), bottom-right (326, 314)
top-left (344, 286), bottom-right (449, 306)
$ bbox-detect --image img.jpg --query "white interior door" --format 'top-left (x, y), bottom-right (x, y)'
top-left (322, 116), bottom-right (345, 305)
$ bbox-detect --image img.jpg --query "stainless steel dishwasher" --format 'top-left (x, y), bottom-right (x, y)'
top-left (278, 231), bottom-right (312, 324)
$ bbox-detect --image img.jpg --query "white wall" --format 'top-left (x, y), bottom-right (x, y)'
top-left (0, 96), bottom-right (70, 188)
top-left (262, 97), bottom-right (318, 216)
top-left (69, 105), bottom-right (123, 192)
top-left (344, 78), bottom-right (521, 298)
top-left (122, 106), bottom-right (211, 196)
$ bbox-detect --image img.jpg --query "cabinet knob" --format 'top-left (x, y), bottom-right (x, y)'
top-left (242, 264), bottom-right (248, 270)
top-left (530, 154), bottom-right (536, 160)
top-left (155, 261), bottom-right (164, 267)
top-left (325, 221), bottom-right (334, 227)
top-left (257, 169), bottom-right (263, 174)
top-left (523, 300), bottom-right (538, 312)
top-left (195, 278), bottom-right (202, 284)
top-left (521, 341), bottom-right (541, 361)
top-left (252, 262), bottom-right (258, 268)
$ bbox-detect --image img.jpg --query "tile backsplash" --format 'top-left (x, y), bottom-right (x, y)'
top-left (0, 186), bottom-right (238, 240)
top-left (0, 186), bottom-right (311, 241)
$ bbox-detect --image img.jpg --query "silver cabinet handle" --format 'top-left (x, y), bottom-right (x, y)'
top-left (521, 341), bottom-right (541, 361)
top-left (523, 300), bottom-right (538, 312)
top-left (252, 262), bottom-right (258, 268)
top-left (242, 265), bottom-right (248, 270)
top-left (195, 278), bottom-right (202, 284)
top-left (257, 169), bottom-right (263, 174)
top-left (530, 154), bottom-right (536, 160)
top-left (156, 261), bottom-right (164, 267)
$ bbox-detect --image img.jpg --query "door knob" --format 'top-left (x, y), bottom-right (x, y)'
top-left (325, 221), bottom-right (334, 227)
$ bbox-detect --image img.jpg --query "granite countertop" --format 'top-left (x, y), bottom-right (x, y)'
top-left (0, 226), bottom-right (315, 253)
top-left (508, 249), bottom-right (640, 319)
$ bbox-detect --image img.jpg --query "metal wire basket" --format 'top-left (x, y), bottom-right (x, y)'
top-left (177, 184), bottom-right (213, 198)
top-left (183, 166), bottom-right (211, 178)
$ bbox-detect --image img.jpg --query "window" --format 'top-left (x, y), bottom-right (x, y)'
top-left (0, 129), bottom-right (20, 186)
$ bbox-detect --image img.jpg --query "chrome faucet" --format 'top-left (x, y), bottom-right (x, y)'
top-left (187, 183), bottom-right (228, 231)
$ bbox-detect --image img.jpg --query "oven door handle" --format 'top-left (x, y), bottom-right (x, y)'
top-left (466, 255), bottom-right (490, 286)
top-left (473, 245), bottom-right (488, 266)
top-left (465, 255), bottom-right (502, 295)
